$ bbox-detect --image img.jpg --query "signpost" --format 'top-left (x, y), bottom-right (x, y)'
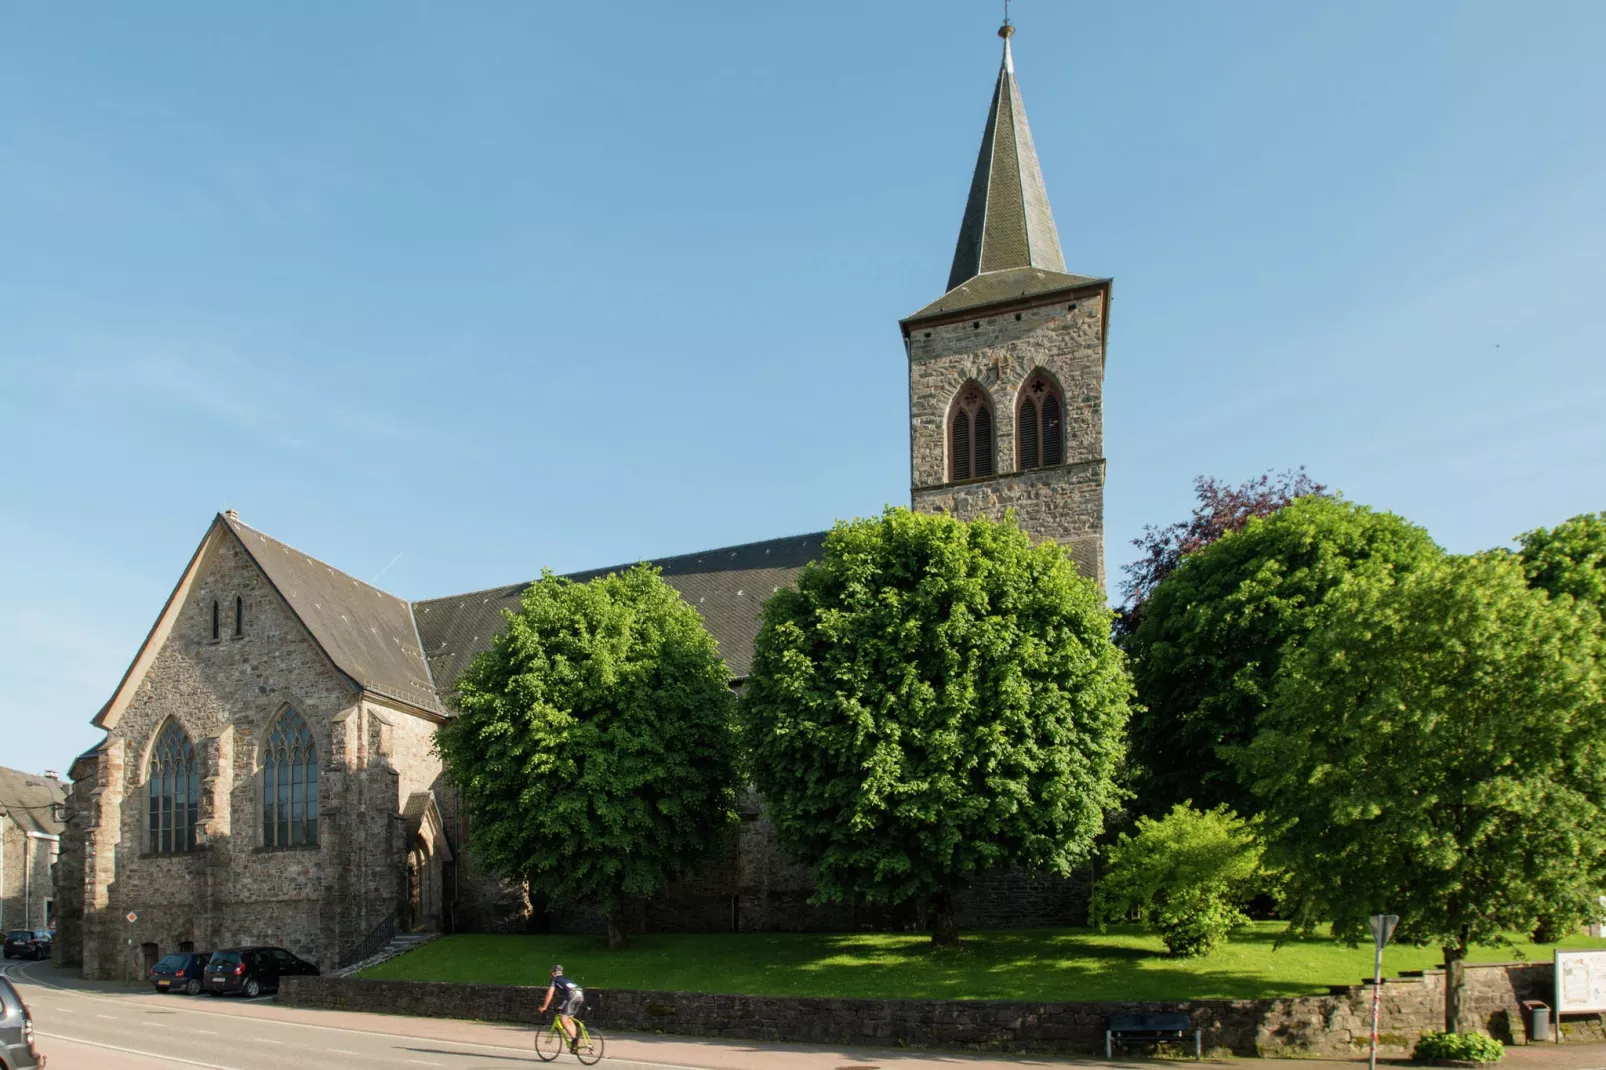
top-left (1368, 914), bottom-right (1400, 1070)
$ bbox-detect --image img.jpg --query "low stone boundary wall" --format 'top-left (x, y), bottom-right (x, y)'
top-left (277, 960), bottom-right (1574, 1056)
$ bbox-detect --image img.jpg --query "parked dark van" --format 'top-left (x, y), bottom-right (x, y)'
top-left (1, 931), bottom-right (50, 961)
top-left (202, 946), bottom-right (318, 997)
top-left (0, 974), bottom-right (44, 1067)
top-left (149, 951), bottom-right (212, 995)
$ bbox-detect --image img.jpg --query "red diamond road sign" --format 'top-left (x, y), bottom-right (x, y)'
top-left (125, 912), bottom-right (137, 923)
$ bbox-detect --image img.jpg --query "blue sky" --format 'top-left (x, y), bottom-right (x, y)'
top-left (3, 1), bottom-right (1604, 775)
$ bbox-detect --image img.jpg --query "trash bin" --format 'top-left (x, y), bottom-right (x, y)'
top-left (1521, 1000), bottom-right (1551, 1043)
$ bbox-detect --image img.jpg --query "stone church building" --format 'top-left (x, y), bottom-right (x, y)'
top-left (57, 23), bottom-right (1112, 979)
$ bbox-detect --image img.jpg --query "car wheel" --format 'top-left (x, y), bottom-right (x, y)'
top-left (186, 978), bottom-right (201, 996)
top-left (244, 978), bottom-right (261, 998)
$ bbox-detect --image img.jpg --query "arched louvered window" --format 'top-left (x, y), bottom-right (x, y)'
top-left (210, 600), bottom-right (220, 641)
top-left (234, 596), bottom-right (244, 637)
top-left (1017, 374), bottom-right (1065, 471)
top-left (1018, 399), bottom-right (1039, 470)
top-left (948, 384), bottom-right (995, 482)
top-left (263, 708), bottom-right (318, 848)
top-left (1042, 394), bottom-right (1063, 466)
top-left (148, 721), bottom-right (198, 854)
top-left (951, 410), bottom-right (971, 481)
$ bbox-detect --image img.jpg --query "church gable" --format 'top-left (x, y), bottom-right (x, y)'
top-left (95, 515), bottom-right (357, 733)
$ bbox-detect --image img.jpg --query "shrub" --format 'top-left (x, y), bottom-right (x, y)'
top-left (1412, 1032), bottom-right (1505, 1064)
top-left (1092, 803), bottom-right (1271, 957)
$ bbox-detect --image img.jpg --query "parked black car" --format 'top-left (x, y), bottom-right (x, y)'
top-left (149, 951), bottom-right (212, 995)
top-left (1, 931), bottom-right (50, 961)
top-left (0, 974), bottom-right (44, 1067)
top-left (202, 946), bottom-right (318, 997)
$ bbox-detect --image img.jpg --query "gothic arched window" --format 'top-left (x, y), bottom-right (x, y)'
top-left (948, 384), bottom-right (995, 482)
top-left (263, 708), bottom-right (318, 848)
top-left (1017, 373), bottom-right (1065, 470)
top-left (148, 720), bottom-right (198, 854)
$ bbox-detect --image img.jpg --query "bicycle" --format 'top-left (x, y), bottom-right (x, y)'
top-left (535, 1012), bottom-right (605, 1064)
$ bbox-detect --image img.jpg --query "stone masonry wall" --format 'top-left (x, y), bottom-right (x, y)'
top-left (906, 289), bottom-right (1107, 588)
top-left (0, 817), bottom-right (59, 932)
top-left (278, 960), bottom-right (1564, 1056)
top-left (74, 528), bottom-right (424, 979)
top-left (548, 789), bottom-right (1093, 935)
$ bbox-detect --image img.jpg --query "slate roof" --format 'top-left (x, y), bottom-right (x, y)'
top-left (905, 266), bottom-right (1108, 322)
top-left (908, 27), bottom-right (1107, 323)
top-left (0, 765), bottom-right (66, 837)
top-left (947, 31), bottom-right (1065, 291)
top-left (413, 531), bottom-right (828, 696)
top-left (223, 515), bottom-right (445, 716)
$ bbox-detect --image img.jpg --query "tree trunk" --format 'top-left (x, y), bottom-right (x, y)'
top-left (605, 900), bottom-right (628, 951)
top-left (930, 889), bottom-right (960, 947)
top-left (1444, 941), bottom-right (1467, 1033)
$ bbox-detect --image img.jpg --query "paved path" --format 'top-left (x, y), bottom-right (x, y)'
top-left (10, 959), bottom-right (1606, 1070)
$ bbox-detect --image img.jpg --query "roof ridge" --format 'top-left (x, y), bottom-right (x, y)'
top-left (224, 515), bottom-right (411, 607)
top-left (414, 530), bottom-right (831, 608)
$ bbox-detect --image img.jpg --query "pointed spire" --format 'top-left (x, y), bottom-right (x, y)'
top-left (945, 21), bottom-right (1067, 293)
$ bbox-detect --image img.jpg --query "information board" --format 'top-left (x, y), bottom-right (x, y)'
top-left (1555, 950), bottom-right (1606, 1014)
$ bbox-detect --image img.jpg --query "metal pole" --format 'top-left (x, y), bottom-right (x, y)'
top-left (1369, 940), bottom-right (1384, 1070)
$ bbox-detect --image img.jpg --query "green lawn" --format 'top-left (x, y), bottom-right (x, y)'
top-left (357, 921), bottom-right (1606, 1001)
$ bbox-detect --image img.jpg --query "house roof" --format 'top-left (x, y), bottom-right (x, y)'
top-left (0, 766), bottom-right (66, 837)
top-left (223, 515), bottom-right (445, 716)
top-left (413, 531), bottom-right (828, 694)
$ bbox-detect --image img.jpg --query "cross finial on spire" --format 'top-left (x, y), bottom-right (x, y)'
top-left (1000, 0), bottom-right (1015, 38)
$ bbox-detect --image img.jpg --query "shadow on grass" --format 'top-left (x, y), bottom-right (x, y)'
top-left (358, 921), bottom-right (1606, 1003)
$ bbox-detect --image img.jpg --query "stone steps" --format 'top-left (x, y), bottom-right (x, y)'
top-left (334, 932), bottom-right (440, 978)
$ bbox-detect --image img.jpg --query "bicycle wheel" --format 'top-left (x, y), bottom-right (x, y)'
top-left (574, 1026), bottom-right (605, 1065)
top-left (534, 1025), bottom-right (565, 1062)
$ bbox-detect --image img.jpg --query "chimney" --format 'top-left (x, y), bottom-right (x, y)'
top-left (224, 509), bottom-right (239, 521)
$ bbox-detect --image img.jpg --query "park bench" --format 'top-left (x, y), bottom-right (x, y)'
top-left (1105, 1011), bottom-right (1202, 1060)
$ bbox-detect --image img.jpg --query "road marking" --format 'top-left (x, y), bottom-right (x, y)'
top-left (404, 1062), bottom-right (444, 1068)
top-left (38, 1031), bottom-right (240, 1069)
top-left (11, 961), bottom-right (716, 1070)
top-left (257, 1037), bottom-right (283, 1044)
top-left (326, 1048), bottom-right (361, 1055)
top-left (96, 1013), bottom-right (118, 1019)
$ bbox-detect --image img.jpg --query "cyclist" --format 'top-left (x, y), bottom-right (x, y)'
top-left (539, 964), bottom-right (584, 1051)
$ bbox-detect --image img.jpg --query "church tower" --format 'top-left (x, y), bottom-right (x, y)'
top-left (901, 20), bottom-right (1109, 588)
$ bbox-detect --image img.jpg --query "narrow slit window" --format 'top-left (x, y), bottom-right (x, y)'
top-left (234, 596), bottom-right (243, 637)
top-left (211, 601), bottom-right (220, 641)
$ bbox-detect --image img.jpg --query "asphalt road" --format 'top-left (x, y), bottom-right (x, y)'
top-left (0, 958), bottom-right (1095, 1070)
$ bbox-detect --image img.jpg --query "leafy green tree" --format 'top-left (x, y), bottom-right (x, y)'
top-left (1518, 512), bottom-right (1606, 612)
top-left (1124, 496), bottom-right (1440, 817)
top-left (742, 507), bottom-right (1131, 945)
top-left (1246, 552), bottom-right (1606, 1031)
top-left (1092, 803), bottom-right (1270, 956)
top-left (437, 565), bottom-right (739, 949)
